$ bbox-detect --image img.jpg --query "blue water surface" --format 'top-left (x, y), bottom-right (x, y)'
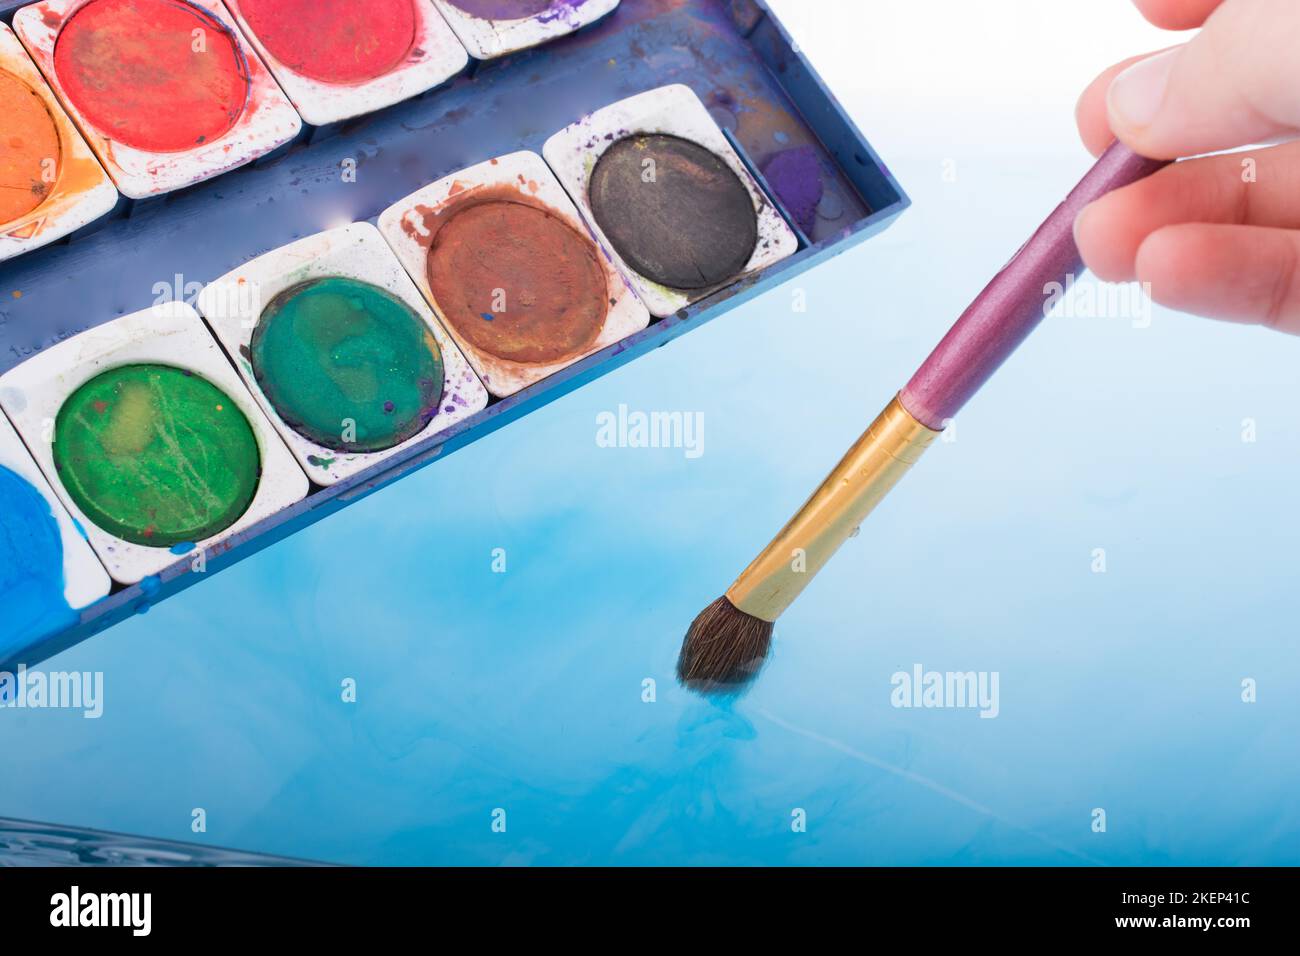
top-left (1, 114), bottom-right (1298, 867)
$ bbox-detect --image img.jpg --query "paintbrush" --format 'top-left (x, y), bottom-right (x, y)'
top-left (678, 141), bottom-right (1171, 693)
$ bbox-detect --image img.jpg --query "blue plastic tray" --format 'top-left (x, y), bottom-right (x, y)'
top-left (0, 0), bottom-right (908, 667)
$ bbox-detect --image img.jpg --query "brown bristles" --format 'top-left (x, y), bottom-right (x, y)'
top-left (676, 596), bottom-right (774, 694)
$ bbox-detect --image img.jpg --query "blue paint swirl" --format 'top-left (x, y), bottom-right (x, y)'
top-left (0, 465), bottom-right (76, 659)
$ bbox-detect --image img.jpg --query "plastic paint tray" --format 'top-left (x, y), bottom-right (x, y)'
top-left (0, 0), bottom-right (909, 667)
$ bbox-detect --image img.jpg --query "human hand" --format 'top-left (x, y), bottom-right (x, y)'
top-left (1073, 0), bottom-right (1300, 334)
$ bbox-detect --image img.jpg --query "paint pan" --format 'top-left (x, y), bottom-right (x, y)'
top-left (431, 0), bottom-right (620, 60)
top-left (197, 222), bottom-right (489, 486)
top-left (222, 0), bottom-right (468, 126)
top-left (14, 0), bottom-right (302, 200)
top-left (544, 84), bottom-right (798, 317)
top-left (378, 151), bottom-right (649, 398)
top-left (0, 410), bottom-right (110, 660)
top-left (0, 23), bottom-right (116, 262)
top-left (0, 302), bottom-right (308, 584)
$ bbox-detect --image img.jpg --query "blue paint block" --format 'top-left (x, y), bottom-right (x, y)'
top-left (0, 415), bottom-right (111, 665)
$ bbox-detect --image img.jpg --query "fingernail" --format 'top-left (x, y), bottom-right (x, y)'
top-left (1108, 47), bottom-right (1180, 129)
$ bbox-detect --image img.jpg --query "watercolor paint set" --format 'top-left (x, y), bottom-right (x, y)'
top-left (0, 0), bottom-right (909, 667)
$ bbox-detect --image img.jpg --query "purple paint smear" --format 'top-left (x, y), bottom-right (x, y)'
top-left (539, 0), bottom-right (592, 24)
top-left (762, 146), bottom-right (823, 236)
top-left (445, 0), bottom-right (586, 21)
top-left (901, 142), bottom-right (1170, 430)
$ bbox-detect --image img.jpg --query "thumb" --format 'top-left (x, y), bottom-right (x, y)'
top-left (1107, 0), bottom-right (1300, 159)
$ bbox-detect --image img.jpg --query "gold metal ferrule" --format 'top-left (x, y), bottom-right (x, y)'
top-left (726, 396), bottom-right (939, 622)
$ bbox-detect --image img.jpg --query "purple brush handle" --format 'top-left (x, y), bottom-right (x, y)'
top-left (901, 142), bottom-right (1171, 430)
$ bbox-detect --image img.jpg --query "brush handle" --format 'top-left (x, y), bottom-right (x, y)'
top-left (726, 396), bottom-right (937, 622)
top-left (725, 143), bottom-right (1172, 624)
top-left (900, 141), bottom-right (1171, 430)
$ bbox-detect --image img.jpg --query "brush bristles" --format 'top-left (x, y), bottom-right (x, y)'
top-left (676, 596), bottom-right (774, 694)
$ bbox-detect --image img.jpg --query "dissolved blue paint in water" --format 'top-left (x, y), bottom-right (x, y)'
top-left (0, 465), bottom-right (76, 660)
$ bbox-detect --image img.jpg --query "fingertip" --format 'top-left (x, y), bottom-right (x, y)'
top-left (1077, 52), bottom-right (1179, 159)
top-left (1132, 0), bottom-right (1225, 31)
top-left (1075, 88), bottom-right (1111, 158)
top-left (1105, 48), bottom-right (1183, 160)
top-left (1075, 197), bottom-right (1137, 283)
top-left (1102, 118), bottom-right (1177, 167)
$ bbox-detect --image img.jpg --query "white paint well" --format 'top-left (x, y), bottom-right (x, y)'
top-left (431, 0), bottom-right (619, 61)
top-left (223, 0), bottom-right (468, 126)
top-left (15, 0), bottom-right (302, 200)
top-left (378, 151), bottom-right (650, 398)
top-left (198, 222), bottom-right (489, 486)
top-left (544, 84), bottom-right (799, 318)
top-left (0, 23), bottom-right (117, 263)
top-left (0, 302), bottom-right (309, 585)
